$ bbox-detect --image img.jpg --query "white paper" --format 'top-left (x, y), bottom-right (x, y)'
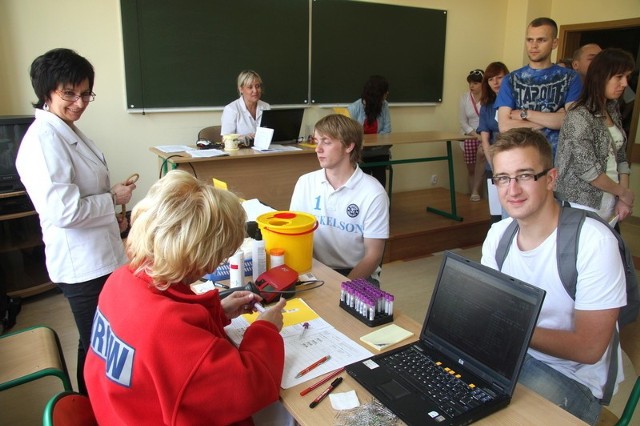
top-left (242, 199), bottom-right (275, 222)
top-left (330, 390), bottom-right (360, 410)
top-left (225, 316), bottom-right (372, 389)
top-left (186, 149), bottom-right (228, 158)
top-left (253, 127), bottom-right (275, 150)
top-left (487, 178), bottom-right (502, 215)
top-left (155, 145), bottom-right (191, 153)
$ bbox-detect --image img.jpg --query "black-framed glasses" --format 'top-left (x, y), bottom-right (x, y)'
top-left (469, 69), bottom-right (484, 77)
top-left (56, 90), bottom-right (96, 102)
top-left (491, 169), bottom-right (550, 187)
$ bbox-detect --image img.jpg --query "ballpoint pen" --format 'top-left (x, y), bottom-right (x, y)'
top-left (299, 368), bottom-right (345, 396)
top-left (309, 377), bottom-right (343, 408)
top-left (295, 355), bottom-right (331, 379)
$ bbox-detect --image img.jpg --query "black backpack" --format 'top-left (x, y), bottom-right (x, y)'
top-left (494, 202), bottom-right (639, 404)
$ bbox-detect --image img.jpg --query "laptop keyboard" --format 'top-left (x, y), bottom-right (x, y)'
top-left (378, 347), bottom-right (494, 418)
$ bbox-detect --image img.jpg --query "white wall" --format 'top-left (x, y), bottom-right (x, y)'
top-left (1, 0), bottom-right (639, 209)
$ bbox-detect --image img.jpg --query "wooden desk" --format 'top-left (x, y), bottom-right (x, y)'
top-left (283, 259), bottom-right (587, 425)
top-left (363, 131), bottom-right (467, 222)
top-left (149, 146), bottom-right (319, 210)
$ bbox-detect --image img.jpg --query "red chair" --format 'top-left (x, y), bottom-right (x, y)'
top-left (42, 391), bottom-right (97, 426)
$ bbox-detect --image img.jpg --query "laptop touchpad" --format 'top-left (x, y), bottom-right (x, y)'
top-left (377, 379), bottom-right (411, 400)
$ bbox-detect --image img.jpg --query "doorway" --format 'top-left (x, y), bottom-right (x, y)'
top-left (558, 17), bottom-right (640, 163)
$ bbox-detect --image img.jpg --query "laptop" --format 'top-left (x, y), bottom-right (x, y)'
top-left (345, 251), bottom-right (545, 426)
top-left (258, 108), bottom-right (304, 144)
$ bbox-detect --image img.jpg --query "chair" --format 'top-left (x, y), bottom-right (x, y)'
top-left (615, 376), bottom-right (640, 426)
top-left (198, 125), bottom-right (222, 143)
top-left (43, 391), bottom-right (98, 426)
top-left (0, 325), bottom-right (72, 392)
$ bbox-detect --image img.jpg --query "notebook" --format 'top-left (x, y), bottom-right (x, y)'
top-left (258, 108), bottom-right (304, 144)
top-left (345, 251), bottom-right (545, 426)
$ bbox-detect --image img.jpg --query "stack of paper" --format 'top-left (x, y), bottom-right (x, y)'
top-left (360, 324), bottom-right (414, 351)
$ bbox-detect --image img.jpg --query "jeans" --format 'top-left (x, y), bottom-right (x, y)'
top-left (57, 275), bottom-right (109, 395)
top-left (518, 354), bottom-right (601, 425)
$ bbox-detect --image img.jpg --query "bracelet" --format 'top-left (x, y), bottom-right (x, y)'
top-left (110, 190), bottom-right (117, 206)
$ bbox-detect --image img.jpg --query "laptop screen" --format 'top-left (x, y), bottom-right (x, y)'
top-left (259, 108), bottom-right (304, 143)
top-left (422, 253), bottom-right (544, 390)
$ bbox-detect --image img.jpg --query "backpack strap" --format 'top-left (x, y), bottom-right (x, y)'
top-left (556, 205), bottom-right (586, 299)
top-left (495, 219), bottom-right (519, 271)
top-left (601, 330), bottom-right (619, 405)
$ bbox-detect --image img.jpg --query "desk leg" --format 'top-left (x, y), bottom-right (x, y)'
top-left (426, 141), bottom-right (463, 222)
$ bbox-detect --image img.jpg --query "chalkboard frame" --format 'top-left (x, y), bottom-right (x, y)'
top-left (120, 0), bottom-right (447, 111)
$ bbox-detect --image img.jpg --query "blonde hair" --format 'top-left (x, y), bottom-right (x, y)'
top-left (314, 114), bottom-right (363, 165)
top-left (126, 170), bottom-right (246, 289)
top-left (237, 70), bottom-right (263, 95)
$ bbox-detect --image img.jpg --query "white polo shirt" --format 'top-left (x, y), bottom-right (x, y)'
top-left (290, 167), bottom-right (389, 270)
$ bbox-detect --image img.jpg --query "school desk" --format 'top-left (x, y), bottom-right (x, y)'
top-left (280, 259), bottom-right (587, 425)
top-left (362, 131), bottom-right (468, 222)
top-left (151, 131), bottom-right (466, 220)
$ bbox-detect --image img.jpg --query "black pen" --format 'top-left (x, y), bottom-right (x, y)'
top-left (309, 377), bottom-right (343, 408)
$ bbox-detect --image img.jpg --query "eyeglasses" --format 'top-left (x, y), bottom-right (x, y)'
top-left (469, 69), bottom-right (484, 77)
top-left (491, 169), bottom-right (550, 187)
top-left (56, 90), bottom-right (96, 102)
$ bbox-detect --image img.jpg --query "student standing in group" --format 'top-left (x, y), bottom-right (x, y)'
top-left (482, 128), bottom-right (626, 425)
top-left (572, 43), bottom-right (602, 80)
top-left (85, 170), bottom-right (289, 425)
top-left (458, 69), bottom-right (485, 201)
top-left (15, 48), bottom-right (136, 394)
top-left (555, 48), bottom-right (635, 226)
top-left (478, 62), bottom-right (510, 221)
top-left (290, 114), bottom-right (389, 285)
top-left (348, 75), bottom-right (391, 188)
top-left (221, 70), bottom-right (270, 140)
top-left (496, 17), bottom-right (582, 159)
top-left (478, 62), bottom-right (510, 172)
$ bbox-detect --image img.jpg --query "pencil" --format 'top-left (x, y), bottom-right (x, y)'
top-left (299, 367), bottom-right (345, 396)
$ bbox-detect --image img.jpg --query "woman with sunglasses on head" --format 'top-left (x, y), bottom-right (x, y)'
top-left (15, 48), bottom-right (136, 394)
top-left (555, 48), bottom-right (635, 227)
top-left (459, 69), bottom-right (486, 201)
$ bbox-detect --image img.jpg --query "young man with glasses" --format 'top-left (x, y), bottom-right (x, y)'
top-left (496, 17), bottom-right (582, 160)
top-left (480, 128), bottom-right (626, 425)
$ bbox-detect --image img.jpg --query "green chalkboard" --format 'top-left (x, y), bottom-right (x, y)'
top-left (311, 0), bottom-right (446, 104)
top-left (120, 0), bottom-right (310, 110)
top-left (121, 0), bottom-right (447, 109)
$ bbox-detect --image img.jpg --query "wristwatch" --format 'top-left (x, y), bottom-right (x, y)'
top-left (520, 109), bottom-right (529, 120)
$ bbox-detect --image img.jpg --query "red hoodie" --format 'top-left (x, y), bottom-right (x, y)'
top-left (85, 266), bottom-right (284, 425)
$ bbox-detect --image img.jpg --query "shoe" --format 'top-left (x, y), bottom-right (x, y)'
top-left (470, 194), bottom-right (481, 202)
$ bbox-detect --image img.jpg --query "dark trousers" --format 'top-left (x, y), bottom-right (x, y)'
top-left (361, 147), bottom-right (391, 189)
top-left (57, 275), bottom-right (109, 395)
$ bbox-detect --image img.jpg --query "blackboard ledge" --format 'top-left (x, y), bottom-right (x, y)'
top-left (315, 102), bottom-right (441, 108)
top-left (126, 104), bottom-right (311, 114)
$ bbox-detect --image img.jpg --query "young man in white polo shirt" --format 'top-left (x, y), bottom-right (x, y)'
top-left (290, 114), bottom-right (389, 284)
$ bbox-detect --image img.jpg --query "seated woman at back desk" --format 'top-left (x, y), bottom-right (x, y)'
top-left (348, 75), bottom-right (391, 188)
top-left (221, 69), bottom-right (271, 142)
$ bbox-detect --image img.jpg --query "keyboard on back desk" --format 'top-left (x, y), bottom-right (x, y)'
top-left (378, 347), bottom-right (494, 418)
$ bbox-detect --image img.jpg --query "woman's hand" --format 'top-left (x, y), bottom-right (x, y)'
top-left (221, 291), bottom-right (262, 319)
top-left (110, 182), bottom-right (136, 205)
top-left (256, 297), bottom-right (287, 331)
top-left (117, 215), bottom-right (129, 233)
top-left (615, 197), bottom-right (633, 222)
top-left (618, 187), bottom-right (635, 209)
